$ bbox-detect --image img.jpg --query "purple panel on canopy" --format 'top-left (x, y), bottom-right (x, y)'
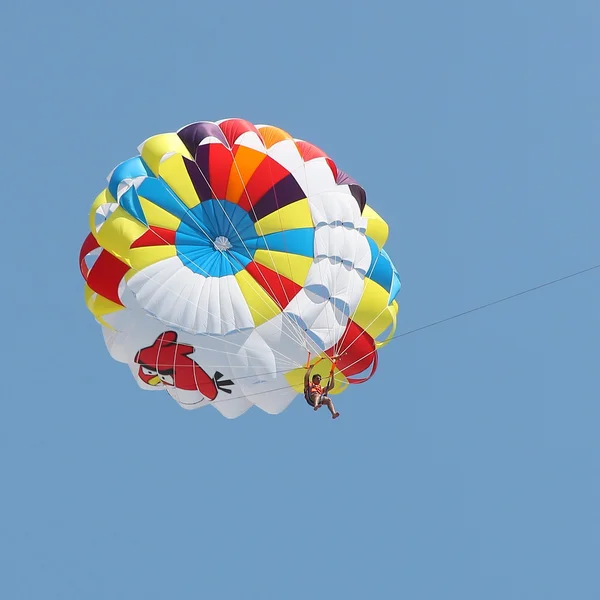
top-left (194, 143), bottom-right (211, 185)
top-left (183, 156), bottom-right (214, 202)
top-left (178, 122), bottom-right (229, 156)
top-left (336, 168), bottom-right (366, 212)
top-left (349, 184), bottom-right (366, 212)
top-left (250, 173), bottom-right (307, 222)
top-left (335, 168), bottom-right (358, 187)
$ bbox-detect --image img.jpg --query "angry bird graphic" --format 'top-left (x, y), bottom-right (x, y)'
top-left (134, 331), bottom-right (234, 400)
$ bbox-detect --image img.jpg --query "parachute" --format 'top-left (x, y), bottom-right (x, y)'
top-left (79, 119), bottom-right (400, 418)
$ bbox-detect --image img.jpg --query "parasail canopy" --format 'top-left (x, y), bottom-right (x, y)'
top-left (79, 118), bottom-right (400, 418)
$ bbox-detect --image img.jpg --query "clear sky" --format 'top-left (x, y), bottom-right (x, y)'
top-left (2, 1), bottom-right (599, 598)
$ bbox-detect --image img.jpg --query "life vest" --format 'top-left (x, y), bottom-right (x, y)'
top-left (304, 382), bottom-right (324, 404)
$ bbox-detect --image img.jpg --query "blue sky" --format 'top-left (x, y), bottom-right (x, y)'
top-left (2, 1), bottom-right (599, 598)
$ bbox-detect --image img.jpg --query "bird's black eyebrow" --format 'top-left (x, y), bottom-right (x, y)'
top-left (139, 361), bottom-right (175, 374)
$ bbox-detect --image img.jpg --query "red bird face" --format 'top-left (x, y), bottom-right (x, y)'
top-left (134, 331), bottom-right (219, 399)
top-left (138, 364), bottom-right (175, 387)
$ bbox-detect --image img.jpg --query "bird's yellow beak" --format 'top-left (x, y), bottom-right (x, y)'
top-left (147, 375), bottom-right (161, 386)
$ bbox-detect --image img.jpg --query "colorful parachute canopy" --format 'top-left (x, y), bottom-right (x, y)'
top-left (79, 118), bottom-right (400, 418)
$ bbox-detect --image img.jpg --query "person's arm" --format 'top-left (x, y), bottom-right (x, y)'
top-left (304, 365), bottom-right (313, 389)
top-left (325, 373), bottom-right (335, 393)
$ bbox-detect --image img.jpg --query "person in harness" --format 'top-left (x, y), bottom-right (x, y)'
top-left (304, 363), bottom-right (340, 419)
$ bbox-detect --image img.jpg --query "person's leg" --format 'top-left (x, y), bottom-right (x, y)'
top-left (311, 392), bottom-right (322, 410)
top-left (322, 396), bottom-right (339, 418)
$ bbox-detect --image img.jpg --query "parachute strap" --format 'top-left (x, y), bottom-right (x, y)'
top-left (329, 357), bottom-right (337, 377)
top-left (79, 232), bottom-right (100, 281)
top-left (346, 351), bottom-right (379, 385)
top-left (305, 355), bottom-right (325, 370)
top-left (374, 304), bottom-right (398, 349)
top-left (88, 188), bottom-right (116, 236)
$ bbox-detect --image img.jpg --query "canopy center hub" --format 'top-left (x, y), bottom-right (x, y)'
top-left (213, 235), bottom-right (232, 252)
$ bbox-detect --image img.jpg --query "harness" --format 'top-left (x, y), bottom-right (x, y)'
top-left (304, 387), bottom-right (313, 405)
